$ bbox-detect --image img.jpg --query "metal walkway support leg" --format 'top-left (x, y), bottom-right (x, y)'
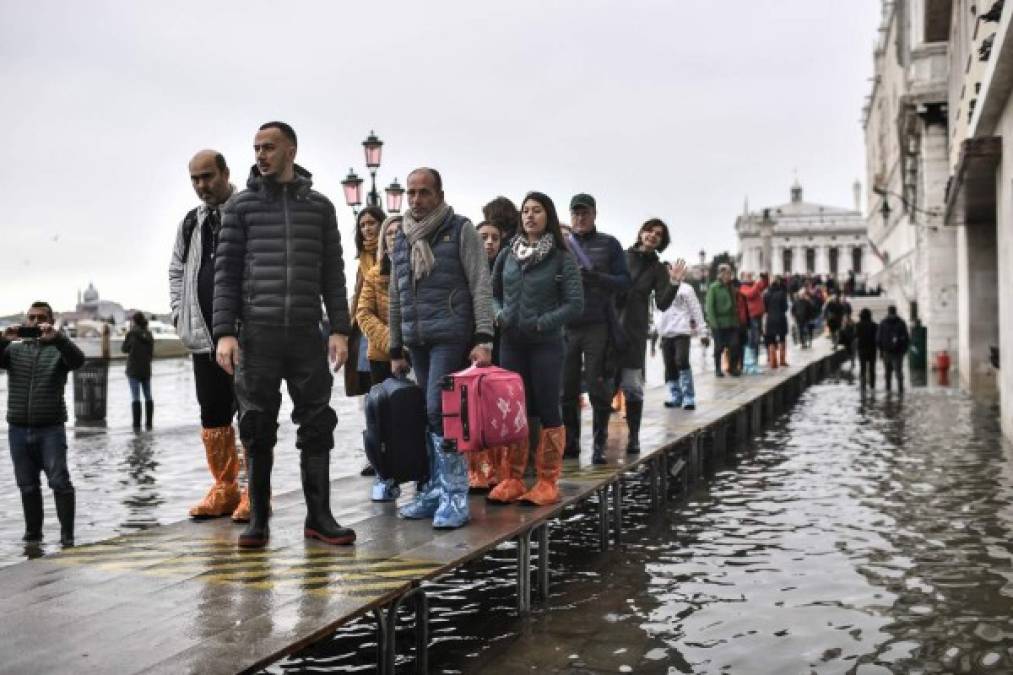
top-left (735, 409), bottom-right (748, 447)
top-left (597, 486), bottom-right (609, 551)
top-left (536, 523), bottom-right (550, 601)
top-left (516, 530), bottom-right (532, 614)
top-left (713, 424), bottom-right (727, 462)
top-left (611, 478), bottom-right (624, 547)
top-left (648, 457), bottom-right (659, 511)
top-left (689, 433), bottom-right (701, 481)
top-left (376, 585), bottom-right (429, 675)
top-left (751, 400), bottom-right (762, 435)
top-left (659, 450), bottom-right (669, 505)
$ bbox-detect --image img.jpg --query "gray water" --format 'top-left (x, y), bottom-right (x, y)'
top-left (272, 374), bottom-right (1013, 674)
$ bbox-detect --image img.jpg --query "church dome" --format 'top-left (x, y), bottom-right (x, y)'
top-left (82, 282), bottom-right (99, 304)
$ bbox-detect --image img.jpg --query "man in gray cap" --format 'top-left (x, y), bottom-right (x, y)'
top-left (561, 193), bottom-right (631, 464)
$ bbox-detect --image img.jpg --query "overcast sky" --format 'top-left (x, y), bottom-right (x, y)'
top-left (0, 0), bottom-right (880, 316)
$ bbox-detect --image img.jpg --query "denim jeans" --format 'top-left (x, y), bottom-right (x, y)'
top-left (499, 335), bottom-right (565, 425)
top-left (127, 377), bottom-right (152, 403)
top-left (409, 342), bottom-right (470, 434)
top-left (747, 317), bottom-right (762, 352)
top-left (8, 424), bottom-right (73, 495)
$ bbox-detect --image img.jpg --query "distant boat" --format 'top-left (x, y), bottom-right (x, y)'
top-left (70, 319), bottom-right (187, 360)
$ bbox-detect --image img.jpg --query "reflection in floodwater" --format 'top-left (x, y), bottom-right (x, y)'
top-left (120, 435), bottom-right (162, 530)
top-left (269, 375), bottom-right (1013, 674)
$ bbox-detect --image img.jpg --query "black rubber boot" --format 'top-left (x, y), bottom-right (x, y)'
top-left (238, 449), bottom-right (272, 549)
top-left (21, 488), bottom-right (43, 543)
top-left (301, 450), bottom-right (356, 545)
top-left (562, 404), bottom-right (581, 458)
top-left (131, 401), bottom-right (142, 430)
top-left (54, 490), bottom-right (75, 547)
top-left (592, 407), bottom-right (609, 465)
top-left (144, 400), bottom-right (154, 430)
top-left (625, 400), bottom-right (642, 455)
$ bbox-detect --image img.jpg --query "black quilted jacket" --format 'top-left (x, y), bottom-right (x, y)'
top-left (213, 165), bottom-right (351, 339)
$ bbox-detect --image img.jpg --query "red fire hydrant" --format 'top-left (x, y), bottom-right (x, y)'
top-left (935, 350), bottom-right (951, 372)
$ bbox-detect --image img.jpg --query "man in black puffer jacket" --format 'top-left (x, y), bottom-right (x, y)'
top-left (1, 302), bottom-right (84, 546)
top-left (877, 305), bottom-right (910, 392)
top-left (561, 194), bottom-right (631, 463)
top-left (213, 121), bottom-right (354, 550)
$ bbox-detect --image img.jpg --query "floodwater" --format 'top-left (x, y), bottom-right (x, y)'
top-left (273, 373), bottom-right (1013, 674)
top-left (2, 352), bottom-right (1012, 673)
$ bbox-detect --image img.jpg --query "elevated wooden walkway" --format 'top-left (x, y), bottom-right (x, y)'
top-left (0, 342), bottom-right (845, 674)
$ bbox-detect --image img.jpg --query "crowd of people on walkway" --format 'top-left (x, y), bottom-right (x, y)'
top-left (0, 120), bottom-right (912, 551)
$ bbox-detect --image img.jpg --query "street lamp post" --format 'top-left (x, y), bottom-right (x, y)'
top-left (341, 131), bottom-right (406, 218)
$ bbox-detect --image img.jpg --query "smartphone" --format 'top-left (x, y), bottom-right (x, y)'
top-left (16, 326), bottom-right (41, 339)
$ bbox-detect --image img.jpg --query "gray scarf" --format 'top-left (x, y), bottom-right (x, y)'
top-left (511, 233), bottom-right (555, 268)
top-left (402, 202), bottom-right (453, 281)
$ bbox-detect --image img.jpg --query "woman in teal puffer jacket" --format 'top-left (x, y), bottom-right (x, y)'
top-left (490, 191), bottom-right (583, 505)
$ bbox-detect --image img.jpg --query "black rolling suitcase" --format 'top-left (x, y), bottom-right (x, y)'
top-left (363, 375), bottom-right (428, 483)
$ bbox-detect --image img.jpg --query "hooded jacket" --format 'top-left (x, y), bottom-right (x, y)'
top-left (212, 165), bottom-right (350, 339)
top-left (704, 281), bottom-right (738, 330)
top-left (657, 282), bottom-right (705, 337)
top-left (167, 186), bottom-right (235, 354)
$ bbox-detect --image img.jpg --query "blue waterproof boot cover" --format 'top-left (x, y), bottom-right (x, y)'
top-left (680, 369), bottom-right (696, 409)
top-left (432, 437), bottom-right (470, 529)
top-left (664, 380), bottom-right (682, 408)
top-left (371, 476), bottom-right (401, 502)
top-left (743, 346), bottom-right (757, 374)
top-left (398, 434), bottom-right (441, 519)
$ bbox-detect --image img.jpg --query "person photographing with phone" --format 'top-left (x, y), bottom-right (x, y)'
top-left (1, 302), bottom-right (85, 546)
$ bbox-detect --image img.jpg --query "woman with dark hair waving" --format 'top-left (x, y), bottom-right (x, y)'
top-left (489, 192), bottom-right (583, 505)
top-left (618, 219), bottom-right (686, 454)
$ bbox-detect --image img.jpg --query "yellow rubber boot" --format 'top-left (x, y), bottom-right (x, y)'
top-left (519, 427), bottom-right (564, 506)
top-left (190, 427), bottom-right (241, 519)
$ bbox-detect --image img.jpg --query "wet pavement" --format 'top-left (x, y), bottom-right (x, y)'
top-left (3, 350), bottom-right (1012, 674)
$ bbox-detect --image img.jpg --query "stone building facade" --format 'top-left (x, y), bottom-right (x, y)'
top-left (943, 1), bottom-right (1007, 427)
top-left (735, 182), bottom-right (869, 281)
top-left (862, 0), bottom-right (959, 358)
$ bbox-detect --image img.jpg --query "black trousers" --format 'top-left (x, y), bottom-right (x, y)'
top-left (234, 324), bottom-right (337, 455)
top-left (192, 353), bottom-right (236, 428)
top-left (661, 335), bottom-right (691, 381)
top-left (883, 352), bottom-right (904, 390)
top-left (713, 327), bottom-right (741, 374)
top-left (500, 334), bottom-right (565, 427)
top-left (859, 357), bottom-right (876, 388)
top-left (562, 323), bottom-right (612, 412)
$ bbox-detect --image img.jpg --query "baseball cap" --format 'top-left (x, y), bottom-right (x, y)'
top-left (570, 193), bottom-right (596, 210)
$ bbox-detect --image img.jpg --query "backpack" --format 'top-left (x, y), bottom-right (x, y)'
top-left (363, 375), bottom-right (429, 482)
top-left (180, 208), bottom-right (200, 263)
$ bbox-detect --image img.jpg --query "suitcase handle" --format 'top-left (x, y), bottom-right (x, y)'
top-left (440, 375), bottom-right (455, 391)
top-left (459, 385), bottom-right (470, 440)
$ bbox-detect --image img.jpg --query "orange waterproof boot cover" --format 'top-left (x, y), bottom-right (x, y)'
top-left (190, 426), bottom-right (241, 519)
top-left (778, 342), bottom-right (788, 367)
top-left (468, 449), bottom-right (493, 490)
top-left (486, 438), bottom-right (528, 503)
top-left (519, 427), bottom-right (563, 506)
top-left (232, 445), bottom-right (274, 523)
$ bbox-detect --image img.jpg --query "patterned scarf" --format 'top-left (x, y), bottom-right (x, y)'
top-left (511, 233), bottom-right (555, 268)
top-left (402, 202), bottom-right (453, 281)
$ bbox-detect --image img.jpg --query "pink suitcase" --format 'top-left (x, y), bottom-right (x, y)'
top-left (440, 365), bottom-right (528, 452)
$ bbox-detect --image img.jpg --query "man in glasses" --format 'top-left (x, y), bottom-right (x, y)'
top-left (1, 302), bottom-right (85, 546)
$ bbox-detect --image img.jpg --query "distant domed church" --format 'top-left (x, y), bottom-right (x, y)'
top-left (73, 282), bottom-right (126, 324)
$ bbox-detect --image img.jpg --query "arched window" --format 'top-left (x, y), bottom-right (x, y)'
top-left (783, 248), bottom-right (793, 273)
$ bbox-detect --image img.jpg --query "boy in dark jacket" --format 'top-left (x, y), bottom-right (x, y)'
top-left (1, 302), bottom-right (85, 546)
top-left (855, 308), bottom-right (878, 388)
top-left (877, 305), bottom-right (910, 391)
